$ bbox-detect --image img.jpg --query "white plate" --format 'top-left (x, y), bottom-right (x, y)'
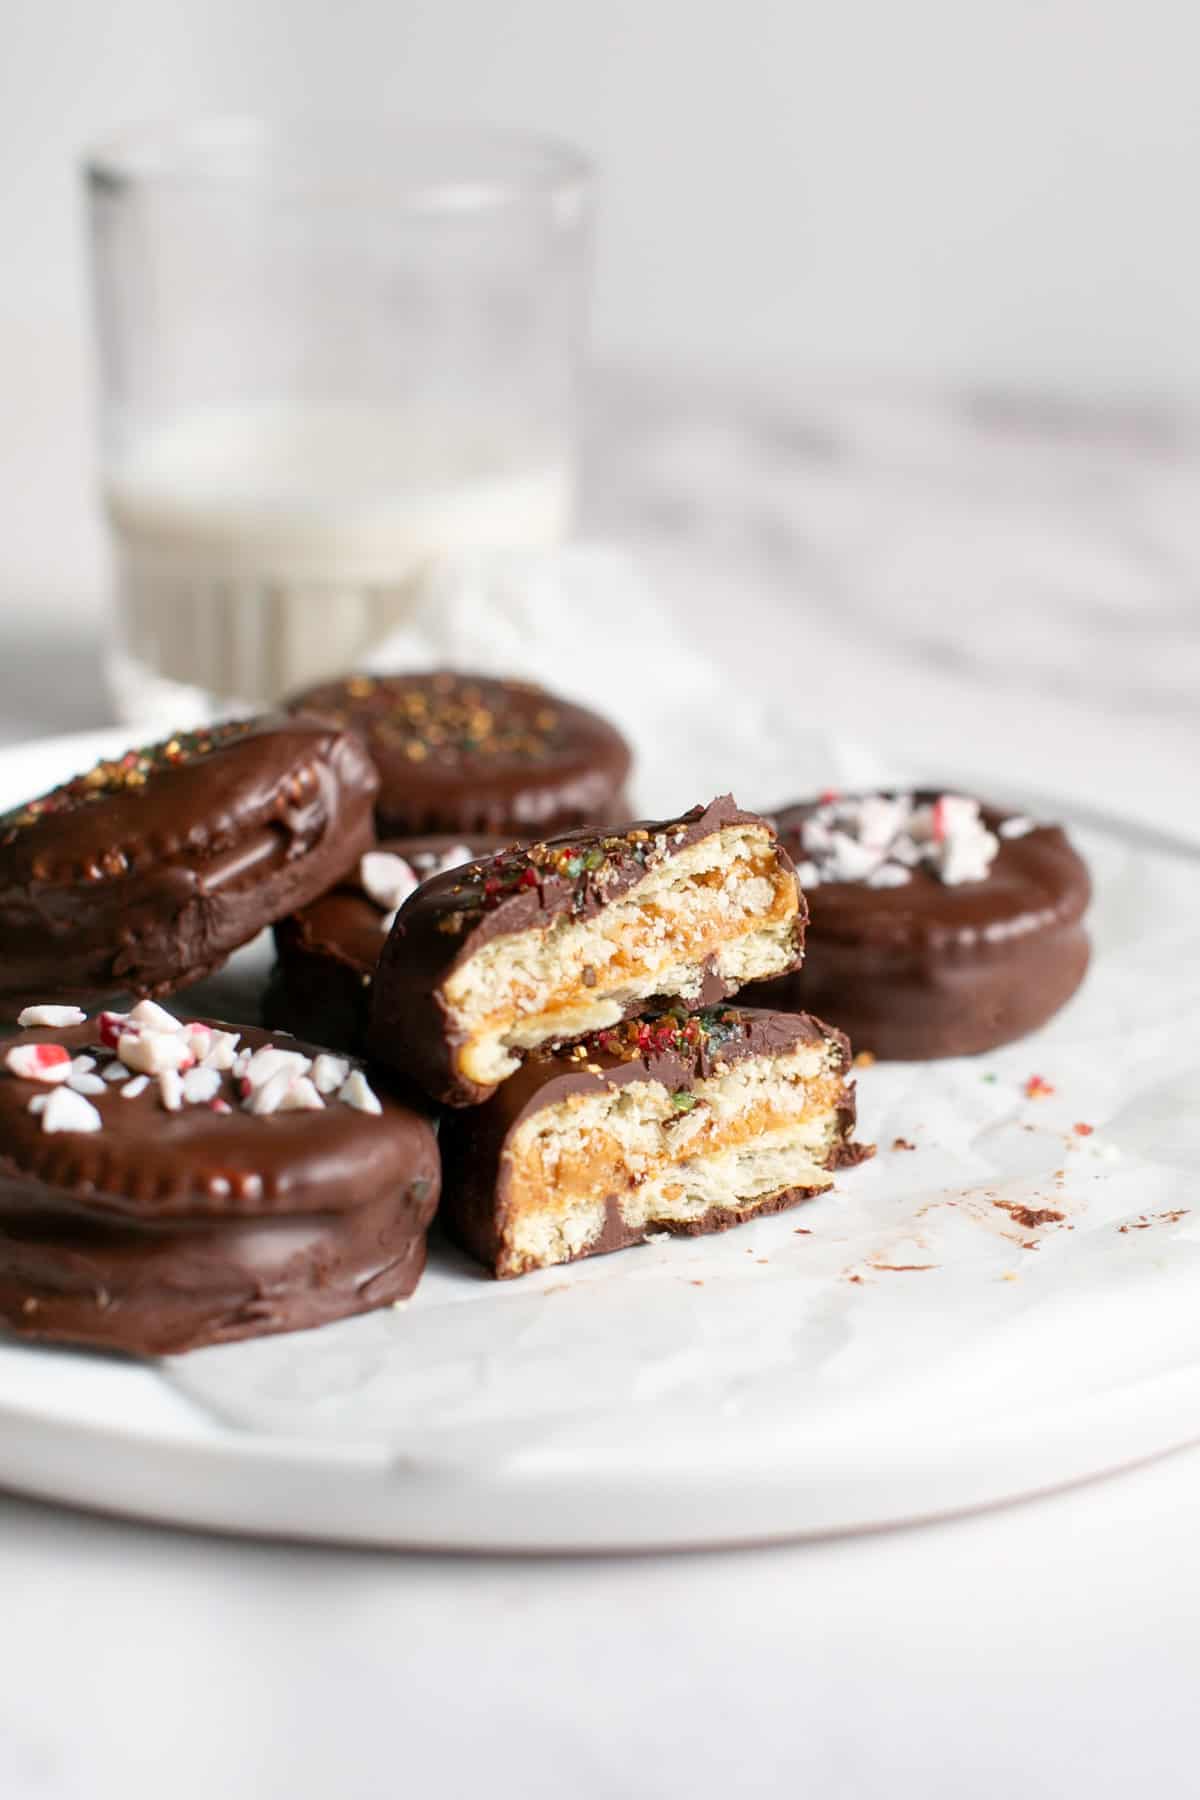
top-left (1, 725), bottom-right (1200, 1551)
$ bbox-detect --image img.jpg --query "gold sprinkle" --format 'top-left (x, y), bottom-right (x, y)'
top-left (347, 677), bottom-right (376, 698)
top-left (405, 742), bottom-right (429, 762)
top-left (853, 1051), bottom-right (876, 1069)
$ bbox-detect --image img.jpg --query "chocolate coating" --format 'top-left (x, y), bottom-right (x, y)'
top-left (0, 716), bottom-right (379, 1018)
top-left (441, 1007), bottom-right (871, 1275)
top-left (368, 796), bottom-right (806, 1107)
top-left (285, 669), bottom-right (632, 838)
top-left (0, 1020), bottom-right (439, 1355)
top-left (267, 834), bottom-right (513, 1053)
top-left (752, 793), bottom-right (1092, 1059)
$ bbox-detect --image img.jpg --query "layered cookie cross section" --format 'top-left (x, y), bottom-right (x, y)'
top-left (368, 796), bottom-right (807, 1105)
top-left (442, 1007), bottom-right (871, 1277)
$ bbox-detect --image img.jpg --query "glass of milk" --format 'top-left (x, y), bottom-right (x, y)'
top-left (85, 119), bottom-right (591, 724)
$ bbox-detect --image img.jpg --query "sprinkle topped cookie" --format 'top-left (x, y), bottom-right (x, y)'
top-left (751, 790), bottom-right (1091, 1060)
top-left (0, 1006), bottom-right (439, 1354)
top-left (285, 670), bottom-right (632, 837)
top-left (0, 722), bottom-right (258, 849)
top-left (367, 796), bottom-right (806, 1107)
top-left (0, 714), bottom-right (378, 1016)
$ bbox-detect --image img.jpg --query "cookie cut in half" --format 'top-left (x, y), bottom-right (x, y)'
top-left (441, 1007), bottom-right (872, 1277)
top-left (367, 797), bottom-right (807, 1106)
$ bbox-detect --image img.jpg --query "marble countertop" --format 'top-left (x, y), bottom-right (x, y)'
top-left (2, 370), bottom-right (1200, 1800)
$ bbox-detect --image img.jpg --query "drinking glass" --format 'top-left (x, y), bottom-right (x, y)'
top-left (85, 118), bottom-right (592, 723)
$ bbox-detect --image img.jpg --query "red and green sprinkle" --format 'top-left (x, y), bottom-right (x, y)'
top-left (0, 721), bottom-right (255, 845)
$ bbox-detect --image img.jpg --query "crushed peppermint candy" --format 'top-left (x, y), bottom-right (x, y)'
top-left (119, 1030), bottom-right (194, 1075)
top-left (277, 1076), bottom-right (325, 1112)
top-left (128, 998), bottom-right (182, 1033)
top-left (360, 844), bottom-right (477, 932)
top-left (98, 1011), bottom-right (131, 1048)
top-left (16, 1005), bottom-right (87, 1029)
top-left (5, 1004), bottom-right (385, 1134)
top-left (158, 1069), bottom-right (184, 1112)
top-left (181, 1067), bottom-right (222, 1105)
top-left (311, 1053), bottom-right (350, 1095)
top-left (338, 1069), bottom-right (382, 1114)
top-left (998, 815), bottom-right (1037, 839)
top-left (242, 1046), bottom-right (312, 1092)
top-left (5, 1042), bottom-right (72, 1083)
top-left (66, 1070), bottom-right (107, 1096)
top-left (360, 851), bottom-right (421, 918)
top-left (791, 792), bottom-right (1007, 889)
top-left (198, 1029), bottom-right (241, 1072)
top-left (246, 1068), bottom-right (297, 1116)
top-left (39, 1087), bottom-right (103, 1134)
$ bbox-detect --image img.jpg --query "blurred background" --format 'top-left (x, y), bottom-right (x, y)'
top-left (1, 0), bottom-right (1197, 823)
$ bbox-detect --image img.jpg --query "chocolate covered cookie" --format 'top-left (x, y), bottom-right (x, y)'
top-left (751, 792), bottom-right (1091, 1059)
top-left (368, 796), bottom-right (807, 1106)
top-left (267, 834), bottom-right (511, 1052)
top-left (0, 716), bottom-right (378, 1017)
top-left (285, 669), bottom-right (632, 838)
top-left (0, 1003), bottom-right (439, 1354)
top-left (441, 1006), bottom-right (871, 1277)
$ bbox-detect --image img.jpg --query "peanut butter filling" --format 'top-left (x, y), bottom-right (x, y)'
top-left (497, 1047), bottom-right (847, 1275)
top-left (510, 1075), bottom-right (843, 1216)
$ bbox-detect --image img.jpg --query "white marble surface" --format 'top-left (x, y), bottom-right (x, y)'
top-left (2, 372), bottom-right (1200, 1798)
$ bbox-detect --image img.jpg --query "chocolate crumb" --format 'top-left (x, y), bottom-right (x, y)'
top-left (996, 1199), bottom-right (1066, 1229)
top-left (891, 1137), bottom-right (916, 1152)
